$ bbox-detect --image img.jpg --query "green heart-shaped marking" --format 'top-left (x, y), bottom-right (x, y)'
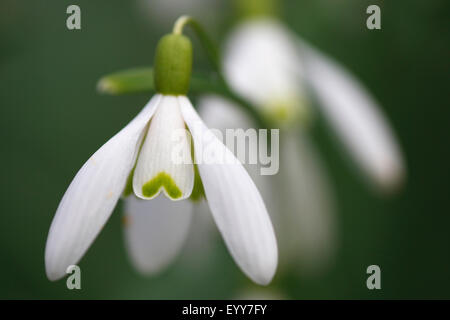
top-left (142, 172), bottom-right (182, 199)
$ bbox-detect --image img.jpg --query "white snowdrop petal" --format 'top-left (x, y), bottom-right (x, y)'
top-left (197, 95), bottom-right (275, 215)
top-left (298, 39), bottom-right (405, 190)
top-left (45, 94), bottom-right (162, 281)
top-left (123, 195), bottom-right (192, 275)
top-left (133, 95), bottom-right (194, 200)
top-left (224, 20), bottom-right (305, 109)
top-left (179, 96), bottom-right (277, 285)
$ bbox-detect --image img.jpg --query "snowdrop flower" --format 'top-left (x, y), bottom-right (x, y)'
top-left (45, 30), bottom-right (277, 285)
top-left (224, 18), bottom-right (406, 192)
top-left (123, 94), bottom-right (335, 276)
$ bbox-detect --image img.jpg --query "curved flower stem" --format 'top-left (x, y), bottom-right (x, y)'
top-left (173, 16), bottom-right (269, 128)
top-left (173, 16), bottom-right (223, 79)
top-left (172, 16), bottom-right (191, 35)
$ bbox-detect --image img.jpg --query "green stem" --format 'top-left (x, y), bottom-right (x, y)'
top-left (172, 16), bottom-right (269, 128)
top-left (172, 16), bottom-right (191, 35)
top-left (173, 16), bottom-right (224, 84)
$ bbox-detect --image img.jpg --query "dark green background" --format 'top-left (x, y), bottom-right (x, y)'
top-left (1, 0), bottom-right (449, 299)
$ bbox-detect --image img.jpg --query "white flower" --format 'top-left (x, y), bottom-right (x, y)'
top-left (224, 19), bottom-right (406, 192)
top-left (45, 94), bottom-right (278, 286)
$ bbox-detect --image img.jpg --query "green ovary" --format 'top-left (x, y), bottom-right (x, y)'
top-left (142, 172), bottom-right (183, 199)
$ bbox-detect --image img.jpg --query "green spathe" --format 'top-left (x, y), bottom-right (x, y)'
top-left (142, 172), bottom-right (183, 199)
top-left (97, 67), bottom-right (154, 95)
top-left (154, 34), bottom-right (193, 95)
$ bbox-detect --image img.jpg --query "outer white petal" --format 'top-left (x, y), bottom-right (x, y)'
top-left (133, 95), bottom-right (194, 200)
top-left (197, 95), bottom-right (275, 215)
top-left (123, 195), bottom-right (192, 275)
top-left (298, 39), bottom-right (405, 191)
top-left (45, 94), bottom-right (162, 281)
top-left (193, 96), bottom-right (275, 264)
top-left (181, 96), bottom-right (263, 267)
top-left (179, 96), bottom-right (277, 285)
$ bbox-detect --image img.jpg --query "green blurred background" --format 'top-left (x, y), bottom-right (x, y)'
top-left (1, 0), bottom-right (449, 299)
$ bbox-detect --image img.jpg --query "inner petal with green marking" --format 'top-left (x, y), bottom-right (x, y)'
top-left (132, 95), bottom-right (195, 200)
top-left (142, 172), bottom-right (183, 199)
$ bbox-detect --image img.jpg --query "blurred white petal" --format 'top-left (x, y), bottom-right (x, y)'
top-left (133, 95), bottom-right (194, 200)
top-left (298, 39), bottom-right (405, 191)
top-left (123, 195), bottom-right (192, 275)
top-left (179, 96), bottom-right (278, 285)
top-left (45, 94), bottom-right (162, 281)
top-left (224, 20), bottom-right (300, 104)
top-left (224, 20), bottom-right (308, 124)
top-left (277, 130), bottom-right (337, 273)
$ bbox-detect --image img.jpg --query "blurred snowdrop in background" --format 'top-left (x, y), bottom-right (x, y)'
top-left (224, 11), bottom-right (405, 193)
